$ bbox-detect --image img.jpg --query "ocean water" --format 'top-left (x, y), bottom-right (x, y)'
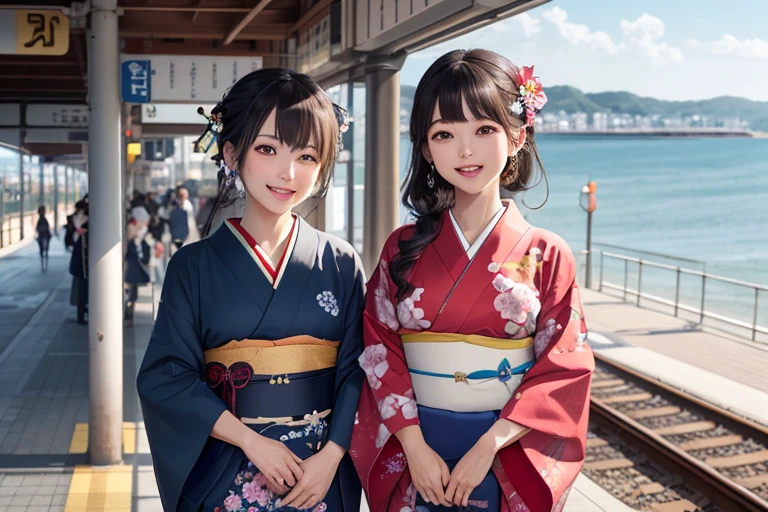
top-left (397, 134), bottom-right (768, 328)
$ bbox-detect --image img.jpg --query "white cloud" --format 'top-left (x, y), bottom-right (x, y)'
top-left (542, 7), bottom-right (621, 55)
top-left (694, 34), bottom-right (768, 60)
top-left (620, 14), bottom-right (683, 64)
top-left (492, 13), bottom-right (542, 38)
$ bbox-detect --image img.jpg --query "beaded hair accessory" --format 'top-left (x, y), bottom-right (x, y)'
top-left (510, 65), bottom-right (547, 127)
top-left (193, 106), bottom-right (223, 154)
top-left (193, 102), bottom-right (351, 155)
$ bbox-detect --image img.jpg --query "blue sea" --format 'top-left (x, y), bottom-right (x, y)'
top-left (396, 134), bottom-right (768, 329)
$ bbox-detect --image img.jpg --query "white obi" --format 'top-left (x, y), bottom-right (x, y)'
top-left (402, 335), bottom-right (534, 413)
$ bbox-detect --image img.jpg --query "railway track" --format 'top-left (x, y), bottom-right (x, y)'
top-left (586, 353), bottom-right (768, 512)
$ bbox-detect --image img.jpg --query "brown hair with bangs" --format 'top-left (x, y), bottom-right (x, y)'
top-left (390, 49), bottom-right (548, 301)
top-left (201, 68), bottom-right (339, 235)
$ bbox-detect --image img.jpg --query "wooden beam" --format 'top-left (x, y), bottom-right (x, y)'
top-left (120, 23), bottom-right (291, 40)
top-left (0, 87), bottom-right (86, 92)
top-left (122, 6), bottom-right (252, 13)
top-left (223, 0), bottom-right (276, 46)
top-left (290, 0), bottom-right (333, 33)
top-left (0, 74), bottom-right (82, 80)
top-left (192, 0), bottom-right (206, 22)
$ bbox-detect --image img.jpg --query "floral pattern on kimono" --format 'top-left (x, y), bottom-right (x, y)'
top-left (350, 209), bottom-right (594, 512)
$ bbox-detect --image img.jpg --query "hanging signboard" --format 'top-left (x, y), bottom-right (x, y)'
top-left (121, 55), bottom-right (263, 103)
top-left (0, 9), bottom-right (70, 55)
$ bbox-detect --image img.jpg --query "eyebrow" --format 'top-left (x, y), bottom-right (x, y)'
top-left (429, 118), bottom-right (443, 128)
top-left (256, 134), bottom-right (318, 150)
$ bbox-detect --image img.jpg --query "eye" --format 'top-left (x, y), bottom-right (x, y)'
top-left (432, 131), bottom-right (452, 140)
top-left (255, 145), bottom-right (276, 155)
top-left (477, 125), bottom-right (498, 136)
top-left (299, 154), bottom-right (318, 163)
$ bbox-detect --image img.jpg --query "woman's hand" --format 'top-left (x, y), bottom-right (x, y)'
top-left (240, 432), bottom-right (304, 495)
top-left (397, 426), bottom-right (451, 507)
top-left (280, 441), bottom-right (344, 510)
top-left (444, 435), bottom-right (496, 507)
top-left (446, 419), bottom-right (531, 507)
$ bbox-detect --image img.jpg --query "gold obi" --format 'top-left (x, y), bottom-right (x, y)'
top-left (204, 335), bottom-right (339, 375)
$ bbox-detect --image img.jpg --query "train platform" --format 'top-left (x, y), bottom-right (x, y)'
top-left (582, 288), bottom-right (768, 428)
top-left (0, 241), bottom-right (631, 512)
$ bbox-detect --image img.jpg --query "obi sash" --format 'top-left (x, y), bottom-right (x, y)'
top-left (402, 332), bottom-right (534, 412)
top-left (203, 335), bottom-right (339, 419)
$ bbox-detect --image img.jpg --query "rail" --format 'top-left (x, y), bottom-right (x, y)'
top-left (591, 249), bottom-right (767, 341)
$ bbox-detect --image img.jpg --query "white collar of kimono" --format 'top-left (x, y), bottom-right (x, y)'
top-left (449, 205), bottom-right (506, 260)
top-left (225, 215), bottom-right (298, 289)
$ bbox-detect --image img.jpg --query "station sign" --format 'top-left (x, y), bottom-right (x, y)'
top-left (0, 9), bottom-right (70, 56)
top-left (121, 55), bottom-right (263, 104)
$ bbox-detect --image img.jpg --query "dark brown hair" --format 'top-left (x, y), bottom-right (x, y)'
top-left (202, 68), bottom-right (339, 236)
top-left (390, 49), bottom-right (548, 301)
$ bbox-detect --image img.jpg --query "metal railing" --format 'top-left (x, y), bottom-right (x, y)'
top-left (592, 250), bottom-right (767, 342)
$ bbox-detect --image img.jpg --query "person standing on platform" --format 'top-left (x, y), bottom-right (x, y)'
top-left (351, 49), bottom-right (595, 512)
top-left (168, 198), bottom-right (190, 257)
top-left (137, 68), bottom-right (363, 512)
top-left (124, 206), bottom-right (153, 322)
top-left (68, 197), bottom-right (89, 325)
top-left (177, 187), bottom-right (201, 245)
top-left (35, 205), bottom-right (52, 272)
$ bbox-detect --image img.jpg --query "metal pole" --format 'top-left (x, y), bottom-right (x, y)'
top-left (18, 149), bottom-right (24, 241)
top-left (674, 267), bottom-right (681, 317)
top-left (39, 163), bottom-right (44, 207)
top-left (53, 166), bottom-right (59, 234)
top-left (0, 176), bottom-right (5, 248)
top-left (637, 260), bottom-right (642, 306)
top-left (65, 167), bottom-right (69, 214)
top-left (752, 289), bottom-right (759, 341)
top-left (598, 250), bottom-right (604, 292)
top-left (623, 259), bottom-right (628, 301)
top-left (345, 80), bottom-right (355, 247)
top-left (87, 0), bottom-right (123, 466)
top-left (699, 274), bottom-right (706, 324)
top-left (362, 53), bottom-right (405, 273)
top-left (585, 211), bottom-right (592, 289)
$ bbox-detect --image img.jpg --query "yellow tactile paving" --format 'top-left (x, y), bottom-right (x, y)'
top-left (63, 465), bottom-right (133, 512)
top-left (64, 423), bottom-right (144, 511)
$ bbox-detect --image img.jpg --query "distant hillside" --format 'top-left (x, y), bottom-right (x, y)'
top-left (400, 84), bottom-right (768, 132)
top-left (548, 86), bottom-right (768, 132)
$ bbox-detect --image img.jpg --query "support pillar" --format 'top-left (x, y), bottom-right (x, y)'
top-left (87, 0), bottom-right (123, 466)
top-left (362, 53), bottom-right (405, 273)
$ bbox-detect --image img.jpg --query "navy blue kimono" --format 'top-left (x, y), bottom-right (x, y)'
top-left (137, 216), bottom-right (365, 512)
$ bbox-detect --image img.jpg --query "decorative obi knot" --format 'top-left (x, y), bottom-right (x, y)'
top-left (205, 361), bottom-right (253, 416)
top-left (411, 358), bottom-right (533, 384)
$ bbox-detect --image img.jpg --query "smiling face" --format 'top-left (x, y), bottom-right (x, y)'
top-left (424, 97), bottom-right (524, 196)
top-left (224, 108), bottom-right (322, 216)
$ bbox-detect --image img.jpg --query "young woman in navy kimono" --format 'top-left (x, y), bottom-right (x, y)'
top-left (137, 69), bottom-right (365, 512)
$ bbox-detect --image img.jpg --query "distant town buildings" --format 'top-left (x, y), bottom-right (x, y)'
top-left (536, 111), bottom-right (750, 133)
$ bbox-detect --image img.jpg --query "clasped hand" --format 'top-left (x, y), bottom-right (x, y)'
top-left (404, 433), bottom-right (497, 508)
top-left (242, 433), bottom-right (343, 510)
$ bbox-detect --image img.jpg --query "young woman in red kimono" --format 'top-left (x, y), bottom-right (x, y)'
top-left (350, 49), bottom-right (594, 512)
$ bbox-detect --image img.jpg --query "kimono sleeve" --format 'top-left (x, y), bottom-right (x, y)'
top-left (136, 252), bottom-right (228, 512)
top-left (327, 253), bottom-right (367, 450)
top-left (359, 243), bottom-right (419, 439)
top-left (500, 241), bottom-right (592, 433)
top-left (497, 240), bottom-right (594, 511)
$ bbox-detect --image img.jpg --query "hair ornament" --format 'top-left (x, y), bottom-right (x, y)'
top-left (511, 66), bottom-right (547, 127)
top-left (333, 104), bottom-right (352, 150)
top-left (193, 105), bottom-right (223, 154)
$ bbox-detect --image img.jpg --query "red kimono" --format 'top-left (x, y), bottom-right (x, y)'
top-left (350, 205), bottom-right (594, 511)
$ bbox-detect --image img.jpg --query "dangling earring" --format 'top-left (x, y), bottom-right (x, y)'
top-left (501, 152), bottom-right (518, 186)
top-left (427, 163), bottom-right (436, 189)
top-left (221, 161), bottom-right (246, 199)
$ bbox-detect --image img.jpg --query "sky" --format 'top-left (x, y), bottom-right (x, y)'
top-left (400, 0), bottom-right (768, 102)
